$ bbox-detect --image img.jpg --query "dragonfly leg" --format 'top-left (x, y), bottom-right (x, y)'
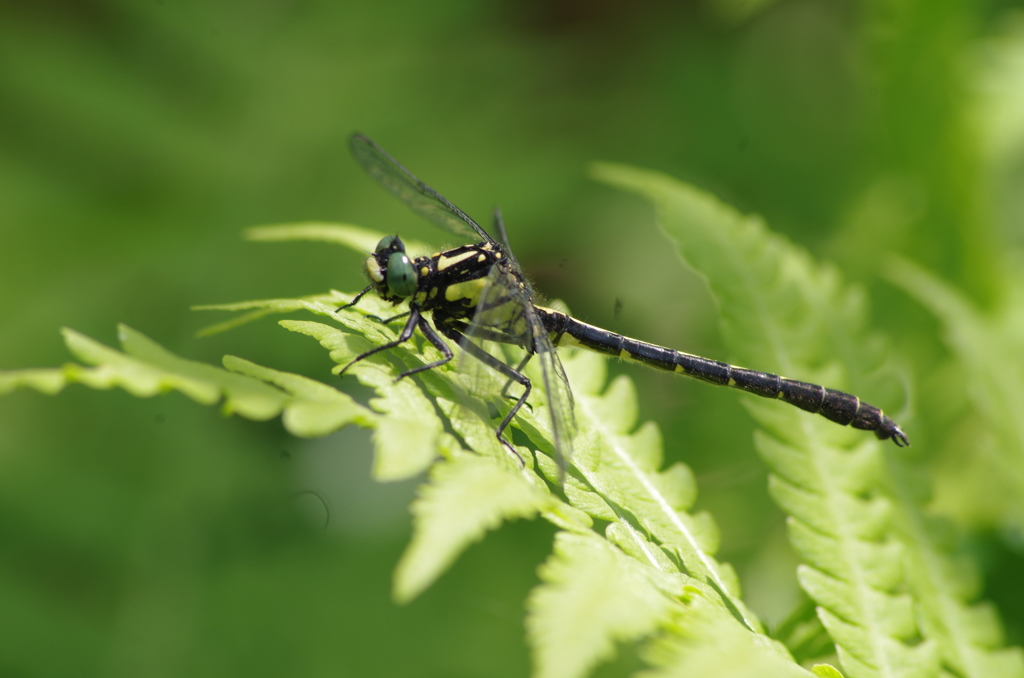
top-left (440, 325), bottom-right (530, 466)
top-left (339, 307), bottom-right (421, 375)
top-left (395, 316), bottom-right (454, 379)
top-left (366, 310), bottom-right (411, 325)
top-left (463, 326), bottom-right (533, 403)
top-left (336, 284), bottom-right (374, 312)
top-left (337, 286), bottom-right (410, 324)
top-left (445, 320), bottom-right (534, 404)
top-left (501, 352), bottom-right (534, 402)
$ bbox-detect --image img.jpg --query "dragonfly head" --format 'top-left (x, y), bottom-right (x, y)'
top-left (366, 235), bottom-right (418, 301)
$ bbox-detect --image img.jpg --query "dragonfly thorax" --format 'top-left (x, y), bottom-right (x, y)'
top-left (368, 234), bottom-right (513, 319)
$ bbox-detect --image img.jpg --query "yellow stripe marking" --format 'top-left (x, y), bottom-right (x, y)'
top-left (437, 250), bottom-right (476, 271)
top-left (445, 278), bottom-right (487, 304)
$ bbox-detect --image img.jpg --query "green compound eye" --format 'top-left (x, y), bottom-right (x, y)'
top-left (386, 251), bottom-right (417, 297)
top-left (375, 235), bottom-right (404, 253)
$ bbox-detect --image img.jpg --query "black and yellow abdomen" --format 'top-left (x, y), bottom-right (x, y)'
top-left (534, 306), bottom-right (908, 446)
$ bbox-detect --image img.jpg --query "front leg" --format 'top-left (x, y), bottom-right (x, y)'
top-left (339, 307), bottom-right (422, 375)
top-left (395, 316), bottom-right (455, 379)
top-left (336, 284), bottom-right (374, 312)
top-left (375, 310), bottom-right (412, 325)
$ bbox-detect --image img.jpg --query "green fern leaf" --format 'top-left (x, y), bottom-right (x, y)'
top-left (394, 450), bottom-right (552, 603)
top-left (2, 212), bottom-right (848, 678)
top-left (201, 282), bottom-right (456, 480)
top-left (525, 530), bottom-right (685, 678)
top-left (591, 163), bottom-right (942, 678)
top-left (886, 257), bottom-right (1024, 521)
top-left (0, 325), bottom-right (375, 436)
top-left (554, 350), bottom-right (755, 626)
top-left (194, 223), bottom-right (430, 338)
top-left (221, 354), bottom-right (374, 438)
top-left (0, 366), bottom-right (78, 396)
top-left (246, 221), bottom-right (388, 251)
top-left (248, 218), bottom-right (795, 675)
top-left (210, 224), bottom-right (786, 674)
top-left (885, 258), bottom-right (1024, 678)
top-left (518, 348), bottom-right (789, 677)
top-left (245, 221), bottom-right (429, 254)
top-left (637, 595), bottom-right (818, 678)
top-left (193, 292), bottom-right (348, 337)
top-left (279, 319), bottom-right (442, 480)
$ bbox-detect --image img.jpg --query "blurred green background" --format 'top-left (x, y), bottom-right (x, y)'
top-left (3, 0), bottom-right (1024, 676)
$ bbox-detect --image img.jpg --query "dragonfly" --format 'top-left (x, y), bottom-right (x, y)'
top-left (340, 133), bottom-right (909, 470)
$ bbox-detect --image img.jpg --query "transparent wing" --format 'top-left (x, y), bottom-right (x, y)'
top-left (527, 311), bottom-right (577, 473)
top-left (462, 261), bottom-right (577, 471)
top-left (350, 133), bottom-right (494, 245)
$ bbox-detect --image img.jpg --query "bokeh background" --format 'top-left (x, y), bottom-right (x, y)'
top-left (3, 1), bottom-right (1024, 676)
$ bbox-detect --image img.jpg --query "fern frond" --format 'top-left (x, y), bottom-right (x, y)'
top-left (256, 286), bottom-right (776, 674)
top-left (201, 272), bottom-right (786, 673)
top-left (244, 221), bottom-right (430, 256)
top-left (885, 258), bottom-right (1024, 678)
top-left (592, 163), bottom-right (941, 678)
top-left (279, 319), bottom-right (443, 480)
top-left (221, 355), bottom-right (372, 438)
top-left (249, 219), bottom-right (808, 675)
top-left (199, 286), bottom-right (451, 480)
top-left (193, 292), bottom-right (348, 337)
top-left (0, 325), bottom-right (375, 437)
top-left (890, 475), bottom-right (1024, 678)
top-left (886, 257), bottom-right (1024, 519)
top-left (246, 221), bottom-right (388, 252)
top-left (637, 594), bottom-right (815, 678)
top-left (555, 350), bottom-right (758, 630)
top-left (394, 449), bottom-right (553, 604)
top-left (3, 211), bottom-right (863, 678)
top-left (516, 349), bottom-right (794, 678)
top-left (526, 530), bottom-right (685, 678)
top-left (195, 222), bottom-right (429, 338)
